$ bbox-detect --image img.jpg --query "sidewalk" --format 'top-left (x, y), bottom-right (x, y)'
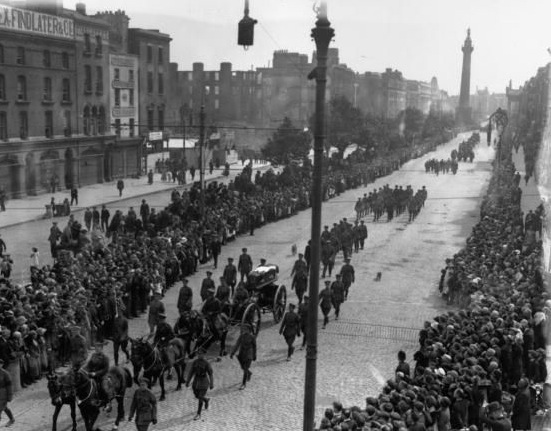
top-left (0, 157), bottom-right (269, 230)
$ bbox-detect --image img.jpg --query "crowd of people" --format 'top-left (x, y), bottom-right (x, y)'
top-left (0, 134), bottom-right (452, 402)
top-left (316, 135), bottom-right (547, 431)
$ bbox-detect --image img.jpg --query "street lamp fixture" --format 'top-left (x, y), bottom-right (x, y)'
top-left (304, 2), bottom-right (334, 431)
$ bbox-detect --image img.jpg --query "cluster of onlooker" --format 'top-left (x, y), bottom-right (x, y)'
top-left (0, 137), bottom-right (448, 395)
top-left (317, 141), bottom-right (545, 430)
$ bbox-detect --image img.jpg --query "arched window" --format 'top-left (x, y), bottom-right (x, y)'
top-left (83, 106), bottom-right (90, 135)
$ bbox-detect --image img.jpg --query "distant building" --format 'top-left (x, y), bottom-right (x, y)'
top-left (381, 68), bottom-right (407, 118)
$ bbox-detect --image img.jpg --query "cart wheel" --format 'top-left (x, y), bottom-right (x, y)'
top-left (273, 285), bottom-right (287, 323)
top-left (242, 303), bottom-right (261, 336)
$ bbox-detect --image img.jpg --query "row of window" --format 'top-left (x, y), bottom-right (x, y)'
top-left (0, 110), bottom-right (72, 141)
top-left (113, 118), bottom-right (136, 137)
top-left (147, 108), bottom-right (164, 131)
top-left (0, 45), bottom-right (70, 69)
top-left (84, 65), bottom-right (103, 95)
top-left (147, 72), bottom-right (164, 94)
top-left (113, 88), bottom-right (134, 107)
top-left (0, 75), bottom-right (71, 103)
top-left (83, 34), bottom-right (103, 57)
top-left (147, 45), bottom-right (164, 64)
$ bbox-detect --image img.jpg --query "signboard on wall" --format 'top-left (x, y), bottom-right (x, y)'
top-left (149, 131), bottom-right (163, 142)
top-left (0, 5), bottom-right (74, 39)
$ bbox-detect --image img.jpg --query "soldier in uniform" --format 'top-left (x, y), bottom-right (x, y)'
top-left (222, 257), bottom-right (237, 296)
top-left (112, 314), bottom-right (130, 366)
top-left (298, 295), bottom-right (309, 349)
top-left (339, 258), bottom-right (355, 301)
top-left (319, 281), bottom-right (333, 329)
top-left (279, 304), bottom-right (301, 361)
top-left (321, 241), bottom-right (336, 278)
top-left (128, 377), bottom-right (157, 431)
top-left (358, 220), bottom-right (368, 250)
top-left (200, 271), bottom-right (215, 302)
top-left (230, 324), bottom-right (257, 390)
top-left (291, 253), bottom-right (308, 304)
top-left (68, 325), bottom-right (87, 369)
top-left (153, 313), bottom-right (175, 375)
top-left (238, 248), bottom-right (253, 283)
top-left (232, 282), bottom-right (249, 318)
top-left (147, 289), bottom-right (165, 340)
top-left (186, 349), bottom-right (213, 421)
top-left (177, 278), bottom-right (193, 314)
top-left (215, 277), bottom-right (231, 305)
top-left (83, 341), bottom-right (110, 405)
top-left (330, 274), bottom-right (345, 320)
top-left (202, 289), bottom-right (222, 342)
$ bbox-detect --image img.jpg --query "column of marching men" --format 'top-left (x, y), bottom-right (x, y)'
top-left (0, 139), bottom-right (445, 427)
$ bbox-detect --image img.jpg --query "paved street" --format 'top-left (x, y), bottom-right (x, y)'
top-left (7, 133), bottom-right (498, 431)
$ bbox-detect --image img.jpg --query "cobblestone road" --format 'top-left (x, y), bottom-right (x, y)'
top-left (8, 133), bottom-right (496, 431)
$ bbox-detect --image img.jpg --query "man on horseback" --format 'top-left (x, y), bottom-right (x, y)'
top-left (83, 341), bottom-right (110, 407)
top-left (153, 312), bottom-right (177, 380)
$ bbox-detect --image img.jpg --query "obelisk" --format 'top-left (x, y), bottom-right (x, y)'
top-left (456, 29), bottom-right (473, 126)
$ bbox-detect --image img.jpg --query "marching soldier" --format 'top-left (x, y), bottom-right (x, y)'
top-left (186, 349), bottom-right (213, 421)
top-left (223, 257), bottom-right (237, 296)
top-left (128, 377), bottom-right (157, 431)
top-left (339, 258), bottom-right (355, 301)
top-left (319, 281), bottom-right (333, 329)
top-left (177, 278), bottom-right (193, 314)
top-left (279, 303), bottom-right (301, 361)
top-left (147, 288), bottom-right (165, 340)
top-left (238, 248), bottom-right (253, 283)
top-left (331, 274), bottom-right (345, 320)
top-left (358, 220), bottom-right (368, 250)
top-left (230, 324), bottom-right (257, 390)
top-left (200, 271), bottom-right (215, 302)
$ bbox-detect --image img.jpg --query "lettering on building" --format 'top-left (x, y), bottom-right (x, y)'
top-left (75, 23), bottom-right (109, 42)
top-left (0, 5), bottom-right (74, 39)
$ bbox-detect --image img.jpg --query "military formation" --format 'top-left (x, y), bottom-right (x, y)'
top-left (354, 184), bottom-right (428, 223)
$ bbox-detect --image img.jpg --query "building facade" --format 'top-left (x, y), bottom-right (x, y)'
top-left (0, 0), bottom-right (79, 197)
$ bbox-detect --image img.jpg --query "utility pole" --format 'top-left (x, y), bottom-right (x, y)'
top-left (199, 105), bottom-right (206, 218)
top-left (304, 2), bottom-right (333, 431)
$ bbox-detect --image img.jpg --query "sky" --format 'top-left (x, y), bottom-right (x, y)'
top-left (74, 0), bottom-right (551, 95)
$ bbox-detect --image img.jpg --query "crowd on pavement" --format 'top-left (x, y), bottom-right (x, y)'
top-left (316, 135), bottom-right (546, 431)
top-left (0, 135), bottom-right (453, 427)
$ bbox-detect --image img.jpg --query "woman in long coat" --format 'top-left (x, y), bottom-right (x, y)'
top-left (512, 378), bottom-right (531, 431)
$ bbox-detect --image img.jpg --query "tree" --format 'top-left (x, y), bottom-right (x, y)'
top-left (397, 108), bottom-right (425, 144)
top-left (262, 117), bottom-right (310, 165)
top-left (326, 96), bottom-right (365, 158)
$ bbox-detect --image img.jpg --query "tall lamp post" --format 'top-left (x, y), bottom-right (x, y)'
top-left (304, 3), bottom-right (333, 431)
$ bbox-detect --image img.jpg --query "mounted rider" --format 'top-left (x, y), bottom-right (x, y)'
top-left (202, 288), bottom-right (222, 336)
top-left (83, 340), bottom-right (110, 406)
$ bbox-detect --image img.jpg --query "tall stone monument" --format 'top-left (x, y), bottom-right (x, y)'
top-left (456, 29), bottom-right (474, 126)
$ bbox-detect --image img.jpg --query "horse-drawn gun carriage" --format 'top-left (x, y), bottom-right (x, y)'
top-left (224, 263), bottom-right (287, 335)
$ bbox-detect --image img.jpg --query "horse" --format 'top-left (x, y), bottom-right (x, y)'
top-left (47, 372), bottom-right (77, 431)
top-left (101, 366), bottom-right (133, 430)
top-left (73, 368), bottom-right (101, 431)
top-left (130, 337), bottom-right (185, 401)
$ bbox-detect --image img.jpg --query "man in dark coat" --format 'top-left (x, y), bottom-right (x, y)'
top-left (0, 359), bottom-right (14, 427)
top-left (117, 179), bottom-right (124, 197)
top-left (84, 341), bottom-right (110, 399)
top-left (358, 220), bottom-right (368, 250)
top-left (177, 278), bottom-right (193, 314)
top-left (339, 258), bottom-right (355, 300)
top-left (112, 314), bottom-right (129, 366)
top-left (511, 378), bottom-right (531, 431)
top-left (100, 205), bottom-right (110, 232)
top-left (200, 271), bottom-right (216, 302)
top-left (319, 280), bottom-right (333, 328)
top-left (140, 199), bottom-right (150, 225)
top-left (186, 349), bottom-right (213, 421)
top-left (147, 290), bottom-right (165, 340)
top-left (330, 274), bottom-right (345, 320)
top-left (129, 377), bottom-right (157, 430)
top-left (48, 221), bottom-right (62, 259)
top-left (481, 401), bottom-right (512, 431)
top-left (279, 303), bottom-right (300, 361)
top-left (223, 257), bottom-right (237, 296)
top-left (210, 237), bottom-right (221, 269)
top-left (230, 324), bottom-right (257, 390)
top-left (238, 248), bottom-right (253, 283)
